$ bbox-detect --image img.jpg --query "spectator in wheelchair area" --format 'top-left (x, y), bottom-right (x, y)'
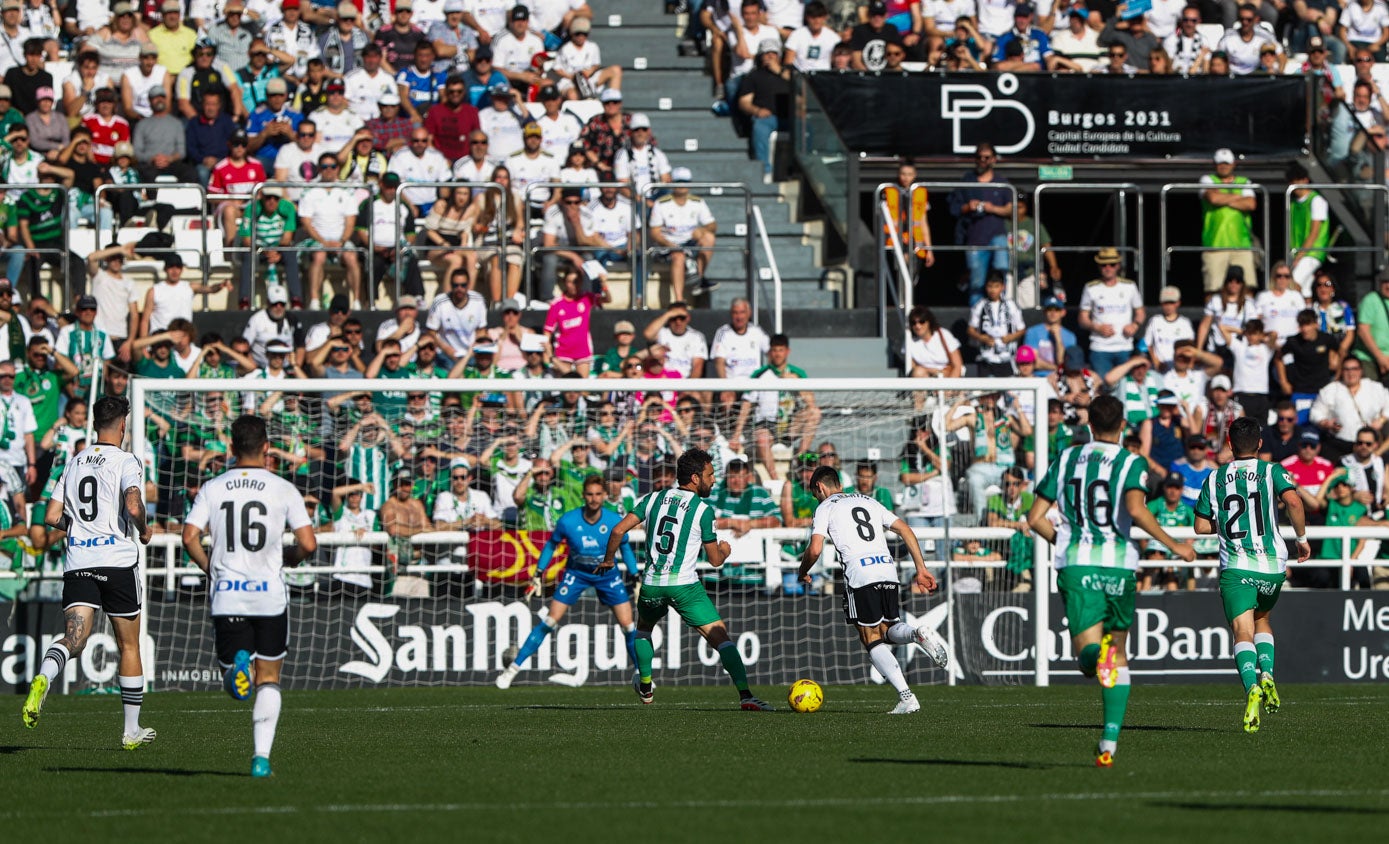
top-left (647, 167), bottom-right (717, 302)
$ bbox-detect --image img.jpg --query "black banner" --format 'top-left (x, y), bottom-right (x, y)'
top-left (3, 591), bottom-right (1387, 693)
top-left (805, 72), bottom-right (1309, 161)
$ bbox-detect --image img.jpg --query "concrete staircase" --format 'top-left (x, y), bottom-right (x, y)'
top-left (590, 3), bottom-right (835, 310)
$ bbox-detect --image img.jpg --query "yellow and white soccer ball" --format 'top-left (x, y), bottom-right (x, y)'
top-left (788, 679), bottom-right (824, 713)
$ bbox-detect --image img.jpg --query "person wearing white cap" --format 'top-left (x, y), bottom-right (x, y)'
top-left (204, 0), bottom-right (256, 72)
top-left (149, 1), bottom-right (197, 75)
top-left (553, 16), bottom-right (622, 101)
top-left (376, 295), bottom-right (424, 353)
top-left (612, 112), bottom-right (672, 203)
top-left (315, 3), bottom-right (370, 77)
top-left (648, 169), bottom-right (718, 300)
top-left (120, 41), bottom-right (171, 122)
top-left (246, 75), bottom-right (303, 172)
top-left (241, 284), bottom-right (300, 367)
top-left (1143, 285), bottom-right (1196, 371)
top-left (1199, 148), bottom-right (1258, 293)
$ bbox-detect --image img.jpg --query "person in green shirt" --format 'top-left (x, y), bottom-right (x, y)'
top-left (1199, 149), bottom-right (1257, 294)
top-left (1013, 194), bottom-right (1061, 305)
top-left (594, 320), bottom-right (640, 376)
top-left (985, 466), bottom-right (1036, 586)
top-left (513, 462), bottom-right (577, 531)
top-left (1046, 398), bottom-right (1078, 463)
top-left (14, 336), bottom-right (66, 435)
top-left (706, 458), bottom-right (782, 586)
top-left (730, 334), bottom-right (820, 482)
top-left (366, 338), bottom-right (412, 417)
top-left (12, 170), bottom-right (77, 286)
top-left (602, 466), bottom-right (637, 515)
top-left (1318, 473), bottom-right (1374, 589)
top-left (1353, 274), bottom-right (1389, 380)
top-left (853, 460), bottom-right (896, 511)
top-left (550, 438), bottom-right (596, 503)
top-left (132, 336), bottom-right (186, 420)
top-left (1143, 474), bottom-right (1195, 591)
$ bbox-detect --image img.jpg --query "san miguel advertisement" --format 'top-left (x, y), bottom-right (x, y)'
top-left (805, 72), bottom-right (1309, 161)
top-left (2, 592), bottom-right (1386, 693)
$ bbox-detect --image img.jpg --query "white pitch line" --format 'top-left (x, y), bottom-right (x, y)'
top-left (5, 788), bottom-right (1388, 822)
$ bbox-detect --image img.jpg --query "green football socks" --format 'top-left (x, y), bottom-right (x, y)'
top-left (1254, 632), bottom-right (1275, 676)
top-left (1079, 643), bottom-right (1100, 677)
top-left (634, 635), bottom-right (655, 684)
top-left (1235, 642), bottom-right (1259, 692)
top-left (1100, 667), bottom-right (1131, 747)
top-left (718, 641), bottom-right (750, 692)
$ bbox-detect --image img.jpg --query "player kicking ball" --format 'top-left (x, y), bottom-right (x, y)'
top-left (1027, 395), bottom-right (1196, 767)
top-left (797, 466), bottom-right (949, 714)
top-left (182, 416), bottom-right (317, 778)
top-left (1194, 417), bottom-right (1309, 734)
top-left (497, 474), bottom-right (639, 689)
top-left (23, 396), bottom-right (155, 750)
top-left (603, 448), bottom-right (774, 711)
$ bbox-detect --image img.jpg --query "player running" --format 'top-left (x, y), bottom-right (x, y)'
top-left (182, 415), bottom-right (317, 778)
top-left (603, 447), bottom-right (774, 710)
top-left (797, 466), bottom-right (949, 714)
top-left (1027, 395), bottom-right (1196, 767)
top-left (497, 474), bottom-right (640, 689)
top-left (1194, 416), bottom-right (1309, 734)
top-left (23, 396), bottom-right (155, 749)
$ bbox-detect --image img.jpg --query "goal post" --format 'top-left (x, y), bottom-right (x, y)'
top-left (126, 375), bottom-right (1052, 690)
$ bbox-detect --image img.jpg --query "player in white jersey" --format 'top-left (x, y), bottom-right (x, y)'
top-left (1194, 417), bottom-right (1309, 733)
top-left (182, 415), bottom-right (317, 778)
top-left (1028, 395), bottom-right (1194, 767)
top-left (797, 467), bottom-right (948, 714)
top-left (23, 396), bottom-right (155, 750)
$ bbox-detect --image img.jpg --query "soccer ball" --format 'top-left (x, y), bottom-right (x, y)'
top-left (788, 679), bottom-right (824, 713)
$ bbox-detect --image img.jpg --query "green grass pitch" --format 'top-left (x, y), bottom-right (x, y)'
top-left (4, 683), bottom-right (1386, 842)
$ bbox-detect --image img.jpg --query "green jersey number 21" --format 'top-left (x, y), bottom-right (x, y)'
top-left (1222, 492), bottom-right (1267, 540)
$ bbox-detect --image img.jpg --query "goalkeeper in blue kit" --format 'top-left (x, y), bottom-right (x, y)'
top-left (497, 475), bottom-right (639, 688)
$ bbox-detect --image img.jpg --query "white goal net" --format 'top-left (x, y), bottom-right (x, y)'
top-left (101, 377), bottom-right (1049, 691)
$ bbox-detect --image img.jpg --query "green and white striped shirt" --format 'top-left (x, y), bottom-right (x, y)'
top-left (1194, 458), bottom-right (1296, 573)
top-left (346, 444), bottom-right (390, 511)
top-left (632, 488), bottom-right (718, 587)
top-left (1036, 441), bottom-right (1149, 570)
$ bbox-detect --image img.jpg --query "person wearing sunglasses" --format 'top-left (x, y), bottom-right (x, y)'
top-left (1214, 3), bottom-right (1283, 75)
top-left (1097, 7), bottom-right (1158, 69)
top-left (1308, 268), bottom-right (1356, 361)
top-left (947, 141), bottom-right (1012, 306)
top-left (1162, 7), bottom-right (1211, 74)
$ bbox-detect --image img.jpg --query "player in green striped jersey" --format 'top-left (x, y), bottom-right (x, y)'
top-left (602, 448), bottom-right (774, 711)
top-left (1194, 417), bottom-right (1310, 734)
top-left (1028, 396), bottom-right (1195, 768)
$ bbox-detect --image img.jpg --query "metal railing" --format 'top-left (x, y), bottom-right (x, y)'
top-left (750, 205), bottom-right (783, 334)
top-left (1283, 182), bottom-right (1389, 277)
top-left (877, 196), bottom-right (916, 344)
top-left (4, 182), bottom-right (70, 303)
top-left (248, 180), bottom-right (374, 304)
top-left (391, 180), bottom-right (509, 303)
top-left (521, 181), bottom-right (635, 302)
top-left (1160, 181), bottom-right (1271, 290)
top-left (638, 182), bottom-right (753, 309)
top-left (1033, 182), bottom-right (1144, 300)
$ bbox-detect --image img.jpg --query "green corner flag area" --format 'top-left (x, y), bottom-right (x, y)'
top-left (5, 684), bottom-right (1386, 842)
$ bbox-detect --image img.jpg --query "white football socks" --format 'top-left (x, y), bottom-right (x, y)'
top-left (253, 684), bottom-right (282, 759)
top-left (869, 642), bottom-right (911, 695)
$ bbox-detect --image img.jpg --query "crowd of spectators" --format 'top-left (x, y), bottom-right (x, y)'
top-left (0, 0), bottom-right (733, 313)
